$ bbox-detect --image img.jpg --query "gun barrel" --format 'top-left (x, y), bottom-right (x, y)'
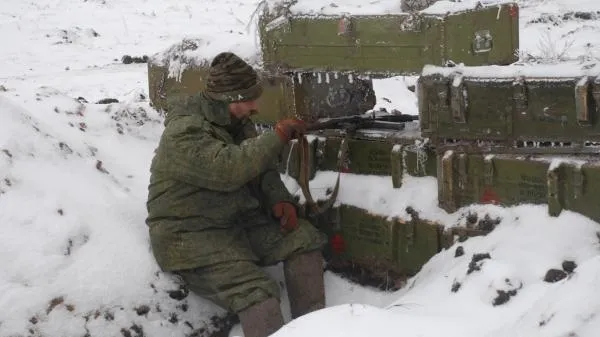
top-left (305, 114), bottom-right (419, 131)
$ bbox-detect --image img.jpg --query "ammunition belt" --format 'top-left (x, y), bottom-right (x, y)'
top-left (297, 131), bottom-right (351, 216)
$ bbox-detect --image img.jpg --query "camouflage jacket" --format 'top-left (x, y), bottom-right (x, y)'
top-left (146, 93), bottom-right (295, 271)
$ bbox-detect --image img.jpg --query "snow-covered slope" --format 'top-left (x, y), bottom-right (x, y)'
top-left (1, 0), bottom-right (600, 336)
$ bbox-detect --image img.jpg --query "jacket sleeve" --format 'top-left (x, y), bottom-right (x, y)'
top-left (259, 165), bottom-right (298, 214)
top-left (158, 115), bottom-right (284, 192)
top-left (236, 119), bottom-right (297, 212)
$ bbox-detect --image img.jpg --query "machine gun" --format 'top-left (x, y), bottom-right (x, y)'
top-left (306, 112), bottom-right (419, 132)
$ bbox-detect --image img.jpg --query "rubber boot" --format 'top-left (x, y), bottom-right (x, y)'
top-left (284, 250), bottom-right (326, 319)
top-left (238, 297), bottom-right (284, 337)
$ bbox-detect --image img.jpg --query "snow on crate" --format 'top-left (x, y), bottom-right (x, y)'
top-left (422, 62), bottom-right (600, 79)
top-left (420, 0), bottom-right (512, 15)
top-left (284, 170), bottom-right (455, 224)
top-left (262, 0), bottom-right (510, 16)
top-left (148, 37), bottom-right (261, 81)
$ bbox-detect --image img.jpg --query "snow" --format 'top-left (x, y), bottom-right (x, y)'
top-left (519, 0), bottom-right (600, 62)
top-left (264, 0), bottom-right (405, 16)
top-left (421, 0), bottom-right (509, 15)
top-left (263, 0), bottom-right (509, 16)
top-left (275, 205), bottom-right (600, 337)
top-left (283, 172), bottom-right (452, 223)
top-left (371, 76), bottom-right (419, 115)
top-left (2, 0), bottom-right (600, 336)
top-left (1, 0), bottom-right (263, 78)
top-left (0, 91), bottom-right (229, 335)
top-left (149, 38), bottom-right (262, 80)
top-left (423, 62), bottom-right (600, 78)
top-left (546, 156), bottom-right (588, 171)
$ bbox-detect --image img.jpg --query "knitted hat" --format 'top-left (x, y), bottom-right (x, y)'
top-left (205, 52), bottom-right (263, 102)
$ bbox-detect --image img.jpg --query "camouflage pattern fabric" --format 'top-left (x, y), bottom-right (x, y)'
top-left (145, 93), bottom-right (326, 312)
top-left (176, 218), bottom-right (325, 313)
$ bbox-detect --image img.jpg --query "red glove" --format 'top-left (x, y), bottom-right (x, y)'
top-left (274, 119), bottom-right (307, 143)
top-left (272, 202), bottom-right (298, 233)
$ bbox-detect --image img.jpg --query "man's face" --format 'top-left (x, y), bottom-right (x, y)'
top-left (229, 100), bottom-right (259, 120)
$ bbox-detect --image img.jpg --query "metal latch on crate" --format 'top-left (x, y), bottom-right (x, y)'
top-left (593, 75), bottom-right (600, 116)
top-left (575, 76), bottom-right (593, 126)
top-left (572, 165), bottom-right (584, 200)
top-left (547, 165), bottom-right (563, 217)
top-left (473, 30), bottom-right (493, 54)
top-left (441, 151), bottom-right (456, 211)
top-left (513, 76), bottom-right (528, 116)
top-left (450, 74), bottom-right (467, 123)
top-left (458, 153), bottom-right (468, 191)
top-left (483, 156), bottom-right (494, 186)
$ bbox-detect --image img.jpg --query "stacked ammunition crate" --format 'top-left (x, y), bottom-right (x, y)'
top-left (418, 64), bottom-right (600, 221)
top-left (280, 127), bottom-right (444, 284)
top-left (257, 0), bottom-right (521, 282)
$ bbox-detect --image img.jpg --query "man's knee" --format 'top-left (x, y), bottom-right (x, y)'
top-left (289, 218), bottom-right (328, 254)
top-left (178, 260), bottom-right (281, 313)
top-left (259, 218), bottom-right (327, 265)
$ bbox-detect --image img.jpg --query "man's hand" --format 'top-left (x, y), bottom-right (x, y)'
top-left (272, 202), bottom-right (298, 233)
top-left (274, 119), bottom-right (307, 143)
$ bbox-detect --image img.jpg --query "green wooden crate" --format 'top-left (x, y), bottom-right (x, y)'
top-left (438, 151), bottom-right (600, 224)
top-left (332, 205), bottom-right (444, 275)
top-left (338, 205), bottom-right (399, 270)
top-left (440, 151), bottom-right (552, 212)
top-left (397, 216), bottom-right (441, 275)
top-left (259, 2), bottom-right (519, 74)
top-left (419, 66), bottom-right (600, 152)
top-left (391, 142), bottom-right (438, 188)
top-left (290, 72), bottom-right (377, 122)
top-left (279, 126), bottom-right (430, 181)
top-left (558, 159), bottom-right (600, 222)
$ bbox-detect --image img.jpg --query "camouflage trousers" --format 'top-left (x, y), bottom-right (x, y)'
top-left (175, 218), bottom-right (326, 314)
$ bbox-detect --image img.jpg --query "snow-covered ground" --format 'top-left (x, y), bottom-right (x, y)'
top-left (1, 0), bottom-right (600, 336)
